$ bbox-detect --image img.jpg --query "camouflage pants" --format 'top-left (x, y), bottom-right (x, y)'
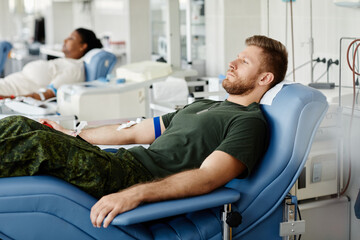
top-left (0, 115), bottom-right (154, 198)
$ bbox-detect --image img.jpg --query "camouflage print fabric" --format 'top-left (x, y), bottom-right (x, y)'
top-left (0, 115), bottom-right (154, 199)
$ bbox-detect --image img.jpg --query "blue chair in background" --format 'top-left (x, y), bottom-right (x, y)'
top-left (48, 49), bottom-right (117, 95)
top-left (355, 190), bottom-right (360, 219)
top-left (0, 83), bottom-right (328, 239)
top-left (0, 41), bottom-right (12, 78)
top-left (82, 48), bottom-right (117, 82)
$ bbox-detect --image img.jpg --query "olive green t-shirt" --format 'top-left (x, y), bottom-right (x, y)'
top-left (128, 99), bottom-right (268, 179)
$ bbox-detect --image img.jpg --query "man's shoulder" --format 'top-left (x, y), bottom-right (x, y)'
top-left (230, 104), bottom-right (268, 127)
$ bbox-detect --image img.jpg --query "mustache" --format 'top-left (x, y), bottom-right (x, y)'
top-left (226, 69), bottom-right (237, 78)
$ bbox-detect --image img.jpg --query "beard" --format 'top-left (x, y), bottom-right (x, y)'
top-left (222, 74), bottom-right (256, 96)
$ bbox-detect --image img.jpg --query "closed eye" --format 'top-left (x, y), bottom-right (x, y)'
top-left (237, 55), bottom-right (249, 64)
top-left (239, 58), bottom-right (249, 64)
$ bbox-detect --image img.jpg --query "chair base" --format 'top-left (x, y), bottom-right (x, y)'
top-left (234, 203), bottom-right (283, 240)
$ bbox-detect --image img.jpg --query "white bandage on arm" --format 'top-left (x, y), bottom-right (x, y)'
top-left (37, 88), bottom-right (48, 101)
top-left (70, 121), bottom-right (88, 137)
top-left (116, 118), bottom-right (143, 131)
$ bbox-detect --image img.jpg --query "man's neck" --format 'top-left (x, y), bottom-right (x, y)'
top-left (226, 91), bottom-right (263, 106)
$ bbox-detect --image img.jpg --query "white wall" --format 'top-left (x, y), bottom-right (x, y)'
top-left (0, 0), bottom-right (16, 41)
top-left (15, 0), bottom-right (150, 63)
top-left (45, 0), bottom-right (128, 46)
top-left (45, 1), bottom-right (74, 45)
top-left (91, 0), bottom-right (128, 43)
top-left (205, 0), bottom-right (261, 77)
top-left (125, 0), bottom-right (151, 62)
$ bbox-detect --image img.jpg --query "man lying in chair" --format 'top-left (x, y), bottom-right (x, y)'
top-left (0, 35), bottom-right (288, 229)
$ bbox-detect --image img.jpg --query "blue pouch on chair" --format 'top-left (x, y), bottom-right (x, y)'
top-left (355, 189), bottom-right (360, 219)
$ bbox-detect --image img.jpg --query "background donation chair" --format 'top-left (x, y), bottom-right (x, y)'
top-left (0, 83), bottom-right (328, 240)
top-left (0, 41), bottom-right (12, 78)
top-left (83, 48), bottom-right (117, 82)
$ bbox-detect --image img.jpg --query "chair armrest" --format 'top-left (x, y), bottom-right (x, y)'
top-left (111, 187), bottom-right (240, 226)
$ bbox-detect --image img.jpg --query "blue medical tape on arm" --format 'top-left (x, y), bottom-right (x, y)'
top-left (153, 116), bottom-right (161, 139)
top-left (47, 83), bottom-right (57, 96)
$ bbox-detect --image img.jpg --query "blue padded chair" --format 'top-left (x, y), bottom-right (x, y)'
top-left (48, 49), bottom-right (116, 95)
top-left (355, 190), bottom-right (360, 219)
top-left (0, 83), bottom-right (328, 240)
top-left (83, 48), bottom-right (117, 82)
top-left (0, 41), bottom-right (12, 77)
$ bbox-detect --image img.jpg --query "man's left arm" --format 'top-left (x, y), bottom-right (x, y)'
top-left (90, 150), bottom-right (246, 228)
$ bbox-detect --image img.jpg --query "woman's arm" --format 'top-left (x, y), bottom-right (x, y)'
top-left (0, 89), bottom-right (55, 101)
top-left (25, 89), bottom-right (55, 101)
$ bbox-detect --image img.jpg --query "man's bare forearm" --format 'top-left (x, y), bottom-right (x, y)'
top-left (79, 125), bottom-right (130, 145)
top-left (131, 150), bottom-right (245, 204)
top-left (134, 168), bottom-right (218, 203)
top-left (79, 118), bottom-right (159, 145)
top-left (41, 115), bottom-right (166, 146)
top-left (91, 168), bottom-right (223, 228)
top-left (90, 150), bottom-right (245, 228)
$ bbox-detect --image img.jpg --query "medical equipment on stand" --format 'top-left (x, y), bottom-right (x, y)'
top-left (149, 76), bottom-right (227, 116)
top-left (3, 97), bottom-right (57, 115)
top-left (57, 61), bottom-right (175, 121)
top-left (0, 98), bottom-right (77, 129)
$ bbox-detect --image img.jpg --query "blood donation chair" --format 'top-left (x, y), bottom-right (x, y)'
top-left (0, 41), bottom-right (12, 77)
top-left (0, 83), bottom-right (328, 240)
top-left (82, 48), bottom-right (117, 82)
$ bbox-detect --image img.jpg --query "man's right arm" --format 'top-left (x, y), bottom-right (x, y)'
top-left (39, 117), bottom-right (166, 145)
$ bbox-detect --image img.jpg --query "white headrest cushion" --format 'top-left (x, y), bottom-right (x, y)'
top-left (82, 48), bottom-right (103, 64)
top-left (260, 80), bottom-right (297, 106)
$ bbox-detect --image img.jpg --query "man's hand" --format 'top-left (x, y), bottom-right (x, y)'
top-left (90, 187), bottom-right (142, 228)
top-left (38, 119), bottom-right (71, 135)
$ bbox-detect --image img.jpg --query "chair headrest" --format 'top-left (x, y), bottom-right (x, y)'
top-left (83, 49), bottom-right (117, 82)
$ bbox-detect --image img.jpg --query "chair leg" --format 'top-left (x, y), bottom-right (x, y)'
top-left (222, 204), bottom-right (231, 240)
top-left (222, 204), bottom-right (242, 240)
top-left (280, 195), bottom-right (305, 240)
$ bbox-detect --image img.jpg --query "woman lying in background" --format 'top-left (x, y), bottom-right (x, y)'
top-left (0, 28), bottom-right (102, 101)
